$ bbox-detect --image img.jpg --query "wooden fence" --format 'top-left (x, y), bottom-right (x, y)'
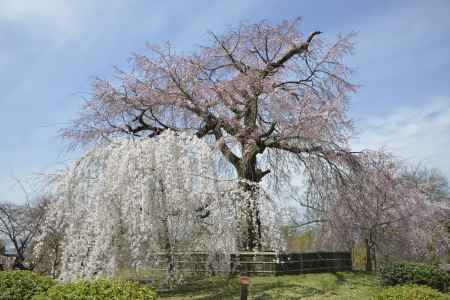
top-left (148, 251), bottom-right (352, 276)
top-left (238, 252), bottom-right (352, 275)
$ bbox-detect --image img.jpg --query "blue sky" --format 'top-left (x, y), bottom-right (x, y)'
top-left (1, 0), bottom-right (449, 202)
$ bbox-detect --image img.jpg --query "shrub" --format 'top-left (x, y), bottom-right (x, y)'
top-left (40, 278), bottom-right (157, 300)
top-left (0, 271), bottom-right (55, 300)
top-left (371, 284), bottom-right (450, 300)
top-left (380, 262), bottom-right (450, 292)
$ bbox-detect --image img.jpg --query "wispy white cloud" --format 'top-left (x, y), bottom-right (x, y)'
top-left (353, 96), bottom-right (450, 177)
top-left (0, 0), bottom-right (128, 44)
top-left (0, 1), bottom-right (82, 37)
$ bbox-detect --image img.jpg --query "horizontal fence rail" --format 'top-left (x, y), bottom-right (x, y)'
top-left (146, 251), bottom-right (352, 276)
top-left (237, 252), bottom-right (352, 275)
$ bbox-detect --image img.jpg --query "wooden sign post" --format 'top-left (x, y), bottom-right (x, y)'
top-left (240, 275), bottom-right (249, 300)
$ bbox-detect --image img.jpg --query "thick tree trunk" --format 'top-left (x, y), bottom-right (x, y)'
top-left (238, 151), bottom-right (265, 251)
top-left (240, 182), bottom-right (262, 251)
top-left (211, 132), bottom-right (268, 251)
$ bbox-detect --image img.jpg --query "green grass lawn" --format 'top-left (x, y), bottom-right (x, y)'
top-left (159, 272), bottom-right (382, 299)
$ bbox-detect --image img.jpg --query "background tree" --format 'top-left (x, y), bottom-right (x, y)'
top-left (401, 165), bottom-right (450, 205)
top-left (307, 151), bottom-right (449, 271)
top-left (0, 198), bottom-right (47, 270)
top-left (63, 18), bottom-right (357, 250)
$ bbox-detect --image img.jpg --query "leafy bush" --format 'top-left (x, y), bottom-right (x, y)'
top-left (0, 271), bottom-right (55, 300)
top-left (371, 284), bottom-right (450, 300)
top-left (39, 278), bottom-right (157, 300)
top-left (380, 262), bottom-right (450, 292)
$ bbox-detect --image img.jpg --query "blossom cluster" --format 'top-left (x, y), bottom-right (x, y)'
top-left (35, 131), bottom-right (281, 281)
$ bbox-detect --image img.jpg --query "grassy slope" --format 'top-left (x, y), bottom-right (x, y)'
top-left (159, 272), bottom-right (381, 300)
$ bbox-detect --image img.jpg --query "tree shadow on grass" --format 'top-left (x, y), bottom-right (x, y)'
top-left (193, 284), bottom-right (326, 300)
top-left (159, 273), bottom-right (376, 299)
top-left (343, 271), bottom-right (381, 288)
top-left (158, 278), bottom-right (239, 299)
top-left (252, 284), bottom-right (325, 300)
top-left (160, 281), bottom-right (327, 300)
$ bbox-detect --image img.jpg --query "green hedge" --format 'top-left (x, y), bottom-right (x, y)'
top-left (371, 284), bottom-right (450, 300)
top-left (0, 271), bottom-right (55, 300)
top-left (35, 278), bottom-right (157, 300)
top-left (380, 262), bottom-right (450, 292)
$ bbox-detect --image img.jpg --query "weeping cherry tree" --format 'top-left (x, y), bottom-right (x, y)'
top-left (63, 18), bottom-right (358, 250)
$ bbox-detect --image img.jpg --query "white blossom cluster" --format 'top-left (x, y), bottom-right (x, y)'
top-left (35, 131), bottom-right (281, 282)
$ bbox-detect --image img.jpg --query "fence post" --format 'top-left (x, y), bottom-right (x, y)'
top-left (240, 275), bottom-right (249, 300)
